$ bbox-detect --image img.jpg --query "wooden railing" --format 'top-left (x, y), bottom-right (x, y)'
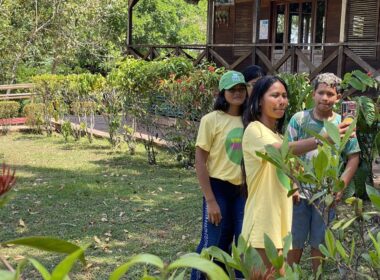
top-left (0, 83), bottom-right (36, 100)
top-left (126, 42), bottom-right (380, 81)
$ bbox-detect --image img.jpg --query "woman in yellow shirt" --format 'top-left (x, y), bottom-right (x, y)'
top-left (241, 76), bottom-right (343, 267)
top-left (191, 71), bottom-right (247, 280)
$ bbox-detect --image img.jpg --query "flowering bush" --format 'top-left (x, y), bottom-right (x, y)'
top-left (159, 63), bottom-right (224, 166)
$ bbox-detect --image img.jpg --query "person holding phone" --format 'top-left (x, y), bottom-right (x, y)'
top-left (287, 73), bottom-right (361, 274)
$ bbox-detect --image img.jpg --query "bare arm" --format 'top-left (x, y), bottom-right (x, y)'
top-left (195, 147), bottom-right (222, 225)
top-left (273, 122), bottom-right (354, 155)
top-left (272, 137), bottom-right (318, 155)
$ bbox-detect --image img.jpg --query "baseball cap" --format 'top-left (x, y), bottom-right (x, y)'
top-left (218, 71), bottom-right (247, 91)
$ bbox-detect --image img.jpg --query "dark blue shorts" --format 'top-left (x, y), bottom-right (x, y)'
top-left (292, 198), bottom-right (335, 249)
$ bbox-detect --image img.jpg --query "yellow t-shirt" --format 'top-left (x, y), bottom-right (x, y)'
top-left (241, 121), bottom-right (292, 249)
top-left (196, 111), bottom-right (244, 185)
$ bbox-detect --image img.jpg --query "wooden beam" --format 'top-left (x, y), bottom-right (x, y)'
top-left (178, 48), bottom-right (194, 60)
top-left (128, 0), bottom-right (139, 8)
top-left (295, 48), bottom-right (316, 72)
top-left (0, 93), bottom-right (37, 100)
top-left (256, 48), bottom-right (276, 74)
top-left (273, 49), bottom-right (292, 71)
top-left (193, 50), bottom-right (207, 66)
top-left (127, 47), bottom-right (144, 59)
top-left (344, 47), bottom-right (377, 74)
top-left (310, 48), bottom-right (339, 80)
top-left (337, 0), bottom-right (348, 77)
top-left (0, 83), bottom-right (34, 91)
top-left (209, 49), bottom-right (230, 69)
top-left (230, 51), bottom-right (253, 70)
top-left (339, 0), bottom-right (347, 43)
top-left (127, 0), bottom-right (140, 46)
top-left (337, 45), bottom-right (345, 77)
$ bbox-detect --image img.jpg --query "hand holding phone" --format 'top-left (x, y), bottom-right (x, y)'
top-left (341, 101), bottom-right (357, 125)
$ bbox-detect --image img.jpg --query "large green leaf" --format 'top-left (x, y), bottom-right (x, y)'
top-left (168, 256), bottom-right (229, 280)
top-left (336, 240), bottom-right (348, 263)
top-left (366, 184), bottom-right (380, 211)
top-left (28, 258), bottom-right (51, 280)
top-left (339, 118), bottom-right (358, 153)
top-left (375, 131), bottom-right (380, 155)
top-left (313, 148), bottom-right (328, 180)
top-left (2, 237), bottom-right (85, 264)
top-left (282, 234), bottom-right (292, 259)
top-left (324, 120), bottom-right (340, 146)
top-left (256, 151), bottom-right (283, 170)
top-left (170, 270), bottom-right (186, 280)
top-left (204, 246), bottom-right (238, 270)
top-left (353, 70), bottom-right (375, 88)
top-left (281, 131), bottom-right (290, 158)
top-left (356, 96), bottom-right (376, 127)
top-left (368, 232), bottom-right (380, 257)
top-left (0, 271), bottom-right (15, 280)
top-left (264, 234), bottom-right (279, 266)
top-left (265, 145), bottom-right (285, 166)
top-left (109, 254), bottom-right (164, 280)
top-left (325, 229), bottom-right (336, 256)
top-left (243, 247), bottom-right (264, 277)
top-left (51, 246), bottom-right (87, 280)
top-left (349, 76), bottom-right (364, 91)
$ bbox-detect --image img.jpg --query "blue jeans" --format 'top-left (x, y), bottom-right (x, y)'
top-left (292, 198), bottom-right (335, 249)
top-left (190, 178), bottom-right (246, 280)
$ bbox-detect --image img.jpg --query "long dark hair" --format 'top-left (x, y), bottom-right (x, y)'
top-left (241, 76), bottom-right (289, 197)
top-left (213, 87), bottom-right (247, 115)
top-left (243, 75), bottom-right (289, 133)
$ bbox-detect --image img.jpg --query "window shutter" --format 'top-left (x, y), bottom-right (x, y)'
top-left (347, 0), bottom-right (378, 57)
top-left (233, 2), bottom-right (252, 56)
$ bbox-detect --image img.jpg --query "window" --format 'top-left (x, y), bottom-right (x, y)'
top-left (347, 0), bottom-right (378, 57)
top-left (273, 0), bottom-right (326, 49)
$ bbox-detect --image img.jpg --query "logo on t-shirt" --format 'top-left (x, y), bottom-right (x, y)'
top-left (225, 127), bottom-right (244, 165)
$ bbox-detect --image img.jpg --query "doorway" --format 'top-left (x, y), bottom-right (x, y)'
top-left (272, 0), bottom-right (326, 72)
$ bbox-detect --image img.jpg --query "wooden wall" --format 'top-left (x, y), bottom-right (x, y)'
top-left (211, 0), bottom-right (380, 73)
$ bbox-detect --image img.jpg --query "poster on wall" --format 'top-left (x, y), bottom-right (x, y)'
top-left (259, 19), bottom-right (269, 40)
top-left (215, 0), bottom-right (234, 6)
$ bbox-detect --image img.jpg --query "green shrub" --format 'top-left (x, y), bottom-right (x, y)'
top-left (0, 101), bottom-right (20, 119)
top-left (23, 103), bottom-right (45, 133)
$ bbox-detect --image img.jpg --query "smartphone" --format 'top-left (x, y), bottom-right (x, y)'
top-left (341, 101), bottom-right (357, 124)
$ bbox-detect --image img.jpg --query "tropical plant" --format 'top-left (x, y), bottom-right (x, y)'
top-left (341, 70), bottom-right (380, 197)
top-left (0, 101), bottom-right (20, 135)
top-left (159, 64), bottom-right (223, 167)
top-left (278, 72), bottom-right (314, 128)
top-left (23, 103), bottom-right (45, 134)
top-left (318, 183), bottom-right (380, 279)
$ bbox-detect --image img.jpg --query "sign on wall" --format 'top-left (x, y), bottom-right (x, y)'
top-left (259, 19), bottom-right (269, 40)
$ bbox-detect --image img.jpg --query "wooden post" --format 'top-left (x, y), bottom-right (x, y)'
top-left (290, 47), bottom-right (297, 73)
top-left (252, 0), bottom-right (260, 65)
top-left (207, 0), bottom-right (214, 45)
top-left (337, 0), bottom-right (348, 77)
top-left (127, 0), bottom-right (140, 49)
top-left (206, 0), bottom-right (214, 61)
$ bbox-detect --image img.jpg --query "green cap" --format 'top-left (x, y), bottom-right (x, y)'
top-left (218, 71), bottom-right (246, 91)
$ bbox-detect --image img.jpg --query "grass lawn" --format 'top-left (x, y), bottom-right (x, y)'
top-left (0, 133), bottom-right (201, 279)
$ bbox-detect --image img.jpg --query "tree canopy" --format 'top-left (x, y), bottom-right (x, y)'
top-left (0, 0), bottom-right (207, 84)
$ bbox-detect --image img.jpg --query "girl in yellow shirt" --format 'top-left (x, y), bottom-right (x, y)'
top-left (191, 71), bottom-right (247, 280)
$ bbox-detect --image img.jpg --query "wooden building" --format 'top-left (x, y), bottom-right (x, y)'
top-left (127, 0), bottom-right (380, 78)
